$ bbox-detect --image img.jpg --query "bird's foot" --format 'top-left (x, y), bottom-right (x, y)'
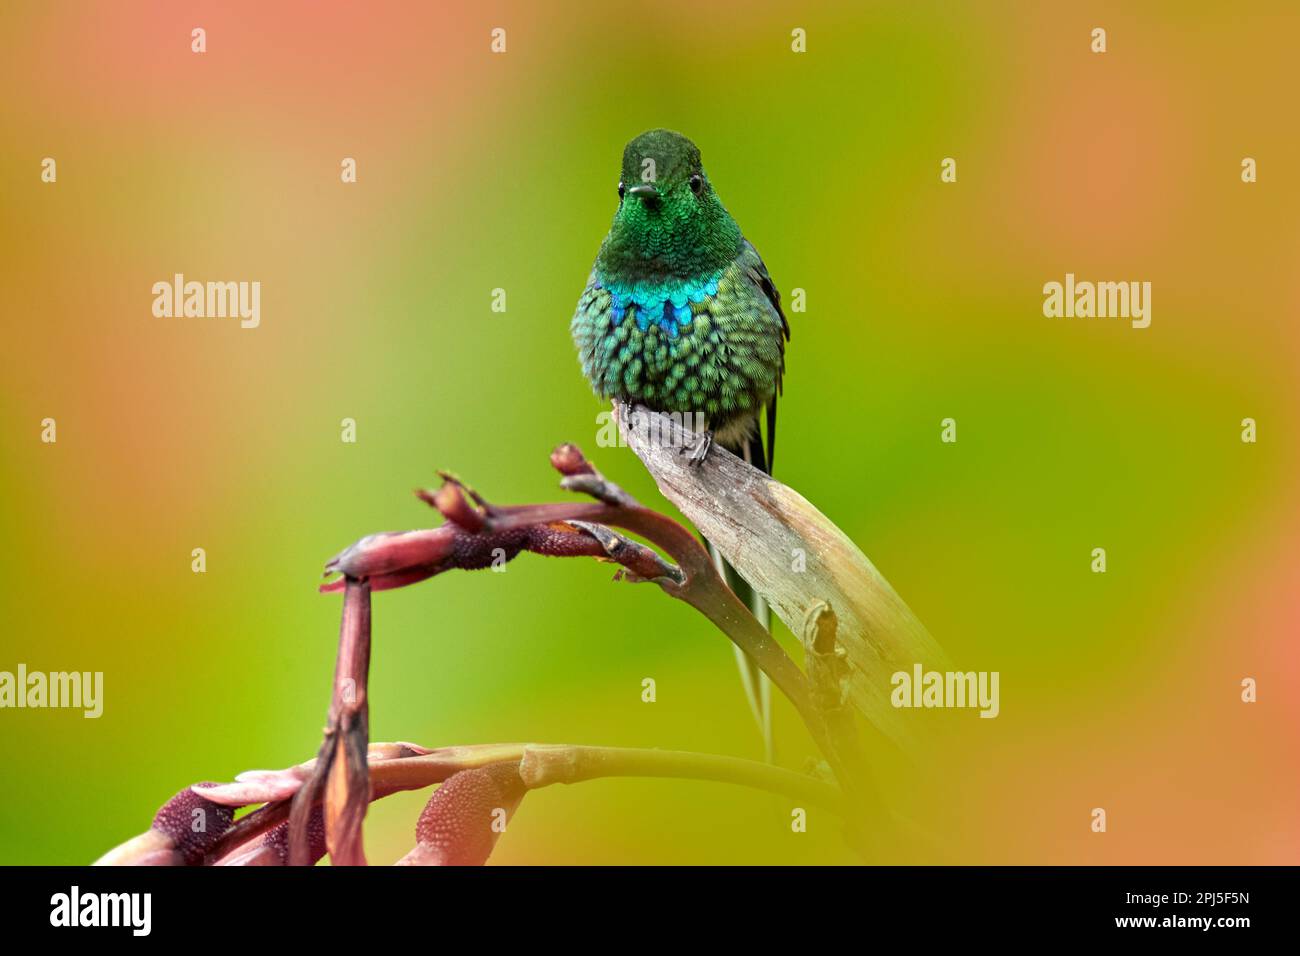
top-left (681, 429), bottom-right (713, 468)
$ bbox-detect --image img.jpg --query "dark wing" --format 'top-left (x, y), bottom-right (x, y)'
top-left (741, 240), bottom-right (789, 475)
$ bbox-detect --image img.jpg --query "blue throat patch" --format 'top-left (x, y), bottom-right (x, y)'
top-left (597, 269), bottom-right (723, 339)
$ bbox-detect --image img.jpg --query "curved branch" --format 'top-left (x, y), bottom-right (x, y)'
top-left (318, 443), bottom-right (857, 792)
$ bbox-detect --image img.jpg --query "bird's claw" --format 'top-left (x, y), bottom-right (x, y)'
top-left (682, 430), bottom-right (713, 468)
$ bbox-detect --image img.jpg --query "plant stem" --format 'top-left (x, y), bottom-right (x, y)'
top-left (518, 744), bottom-right (846, 813)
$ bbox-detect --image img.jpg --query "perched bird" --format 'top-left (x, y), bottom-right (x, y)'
top-left (571, 129), bottom-right (790, 757)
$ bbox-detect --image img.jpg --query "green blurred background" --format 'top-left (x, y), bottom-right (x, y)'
top-left (1, 1), bottom-right (1296, 864)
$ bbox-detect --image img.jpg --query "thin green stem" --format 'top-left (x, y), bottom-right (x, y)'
top-left (518, 744), bottom-right (846, 813)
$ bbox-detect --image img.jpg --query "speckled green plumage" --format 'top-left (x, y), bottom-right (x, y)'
top-left (570, 129), bottom-right (789, 446)
top-left (572, 243), bottom-right (786, 431)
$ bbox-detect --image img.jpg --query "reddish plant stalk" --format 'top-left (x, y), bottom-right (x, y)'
top-left (289, 577), bottom-right (371, 866)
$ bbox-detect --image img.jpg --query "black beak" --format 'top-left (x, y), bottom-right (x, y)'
top-left (627, 183), bottom-right (661, 206)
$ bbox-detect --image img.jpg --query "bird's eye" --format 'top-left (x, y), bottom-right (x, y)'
top-left (689, 174), bottom-right (703, 195)
top-left (617, 181), bottom-right (625, 200)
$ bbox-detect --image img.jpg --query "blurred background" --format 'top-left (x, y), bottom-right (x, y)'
top-left (0, 0), bottom-right (1296, 864)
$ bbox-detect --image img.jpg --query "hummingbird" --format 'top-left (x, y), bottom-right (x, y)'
top-left (571, 129), bottom-right (790, 758)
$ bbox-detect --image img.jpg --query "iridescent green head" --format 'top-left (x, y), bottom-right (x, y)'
top-left (596, 129), bottom-right (743, 284)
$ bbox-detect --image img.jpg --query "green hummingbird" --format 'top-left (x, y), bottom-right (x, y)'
top-left (571, 129), bottom-right (790, 757)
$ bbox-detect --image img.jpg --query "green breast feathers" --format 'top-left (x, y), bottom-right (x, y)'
top-left (571, 242), bottom-right (787, 426)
